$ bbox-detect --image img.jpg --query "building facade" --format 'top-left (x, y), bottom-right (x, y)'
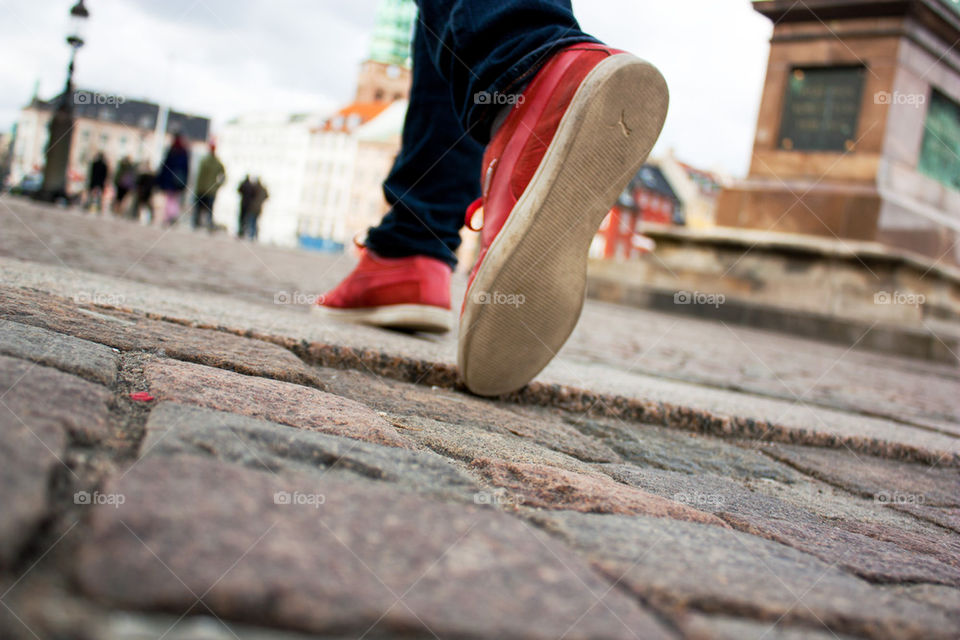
top-left (10, 89), bottom-right (209, 195)
top-left (655, 151), bottom-right (729, 230)
top-left (212, 0), bottom-right (415, 248)
top-left (591, 165), bottom-right (683, 260)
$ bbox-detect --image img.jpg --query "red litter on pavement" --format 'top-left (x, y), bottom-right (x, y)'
top-left (129, 391), bottom-right (155, 402)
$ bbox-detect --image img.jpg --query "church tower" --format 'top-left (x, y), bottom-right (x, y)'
top-left (355, 0), bottom-right (416, 103)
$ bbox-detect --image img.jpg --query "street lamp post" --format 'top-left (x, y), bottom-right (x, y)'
top-left (37, 0), bottom-right (89, 203)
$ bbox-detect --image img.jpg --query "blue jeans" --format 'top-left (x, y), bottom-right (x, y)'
top-left (364, 0), bottom-right (597, 268)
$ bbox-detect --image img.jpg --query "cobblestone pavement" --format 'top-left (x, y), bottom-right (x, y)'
top-left (1, 196), bottom-right (958, 640)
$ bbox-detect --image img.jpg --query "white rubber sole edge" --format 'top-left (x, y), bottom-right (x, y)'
top-left (458, 54), bottom-right (669, 396)
top-left (314, 303), bottom-right (452, 333)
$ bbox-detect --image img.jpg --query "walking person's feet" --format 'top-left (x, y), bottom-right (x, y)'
top-left (458, 43), bottom-right (668, 396)
top-left (316, 249), bottom-right (453, 333)
top-left (316, 42), bottom-right (667, 395)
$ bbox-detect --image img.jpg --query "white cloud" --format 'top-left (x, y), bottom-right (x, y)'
top-left (0, 0), bottom-right (771, 176)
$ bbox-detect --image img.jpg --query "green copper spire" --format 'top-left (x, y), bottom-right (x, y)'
top-left (369, 0), bottom-right (417, 67)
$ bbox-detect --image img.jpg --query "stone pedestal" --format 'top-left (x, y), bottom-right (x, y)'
top-left (717, 0), bottom-right (960, 266)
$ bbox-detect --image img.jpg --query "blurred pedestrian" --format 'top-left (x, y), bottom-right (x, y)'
top-left (192, 142), bottom-right (225, 231)
top-left (156, 133), bottom-right (190, 226)
top-left (84, 152), bottom-right (108, 213)
top-left (112, 156), bottom-right (136, 215)
top-left (243, 177), bottom-right (269, 240)
top-left (129, 161), bottom-right (155, 224)
top-left (237, 175), bottom-right (255, 237)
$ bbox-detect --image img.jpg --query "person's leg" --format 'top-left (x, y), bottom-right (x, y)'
top-left (205, 195), bottom-right (216, 230)
top-left (364, 2), bottom-right (596, 266)
top-left (363, 19), bottom-right (484, 268)
top-left (446, 3), bottom-right (668, 395)
top-left (415, 0), bottom-right (598, 143)
top-left (192, 197), bottom-right (203, 229)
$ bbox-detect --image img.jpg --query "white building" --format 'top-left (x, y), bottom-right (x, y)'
top-left (213, 0), bottom-right (414, 248)
top-left (299, 100), bottom-right (406, 248)
top-left (212, 112), bottom-right (325, 245)
top-left (213, 101), bottom-right (405, 249)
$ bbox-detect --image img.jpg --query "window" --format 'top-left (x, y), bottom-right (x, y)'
top-left (778, 66), bottom-right (866, 152)
top-left (918, 90), bottom-right (960, 191)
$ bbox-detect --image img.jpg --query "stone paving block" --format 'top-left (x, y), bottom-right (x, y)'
top-left (601, 464), bottom-right (960, 568)
top-left (746, 472), bottom-right (942, 535)
top-left (7, 249), bottom-right (960, 466)
top-left (0, 356), bottom-right (111, 566)
top-left (764, 442), bottom-right (960, 506)
top-left (564, 414), bottom-right (798, 482)
top-left (0, 287), bottom-right (322, 388)
top-left (720, 512), bottom-right (960, 587)
top-left (98, 613), bottom-right (347, 640)
top-left (880, 584), bottom-right (960, 626)
top-left (676, 613), bottom-right (861, 640)
top-left (470, 458), bottom-right (726, 526)
top-left (143, 402), bottom-right (479, 502)
top-left (892, 503), bottom-right (960, 534)
top-left (142, 358), bottom-right (409, 449)
top-left (598, 464), bottom-right (818, 523)
top-left (318, 368), bottom-right (621, 463)
top-left (0, 319), bottom-right (118, 385)
top-left (77, 455), bottom-right (672, 640)
top-left (385, 413), bottom-right (604, 477)
top-left (835, 520), bottom-right (960, 570)
top-left (534, 511), bottom-right (958, 640)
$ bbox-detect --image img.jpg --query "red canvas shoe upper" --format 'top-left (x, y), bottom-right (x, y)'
top-left (320, 250), bottom-right (451, 310)
top-left (464, 43), bottom-right (624, 290)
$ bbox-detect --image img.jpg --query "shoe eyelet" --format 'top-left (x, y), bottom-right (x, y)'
top-left (466, 206), bottom-right (484, 232)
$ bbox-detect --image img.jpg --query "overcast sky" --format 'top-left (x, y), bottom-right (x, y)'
top-left (0, 0), bottom-right (772, 176)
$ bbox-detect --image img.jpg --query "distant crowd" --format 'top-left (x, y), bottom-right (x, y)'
top-left (82, 134), bottom-right (268, 240)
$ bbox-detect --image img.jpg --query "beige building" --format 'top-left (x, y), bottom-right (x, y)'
top-left (653, 151), bottom-right (730, 230)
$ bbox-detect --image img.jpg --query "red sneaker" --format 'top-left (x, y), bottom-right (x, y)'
top-left (316, 249), bottom-right (452, 333)
top-left (459, 43), bottom-right (668, 396)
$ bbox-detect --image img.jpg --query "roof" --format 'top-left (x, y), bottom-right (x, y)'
top-left (354, 100), bottom-right (408, 143)
top-left (631, 165), bottom-right (681, 203)
top-left (29, 89), bottom-right (210, 142)
top-left (678, 161), bottom-right (724, 195)
top-left (318, 101), bottom-right (393, 133)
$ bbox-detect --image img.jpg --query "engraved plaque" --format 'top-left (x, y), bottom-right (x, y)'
top-left (778, 66), bottom-right (866, 152)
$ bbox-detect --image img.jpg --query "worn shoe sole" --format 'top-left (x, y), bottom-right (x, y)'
top-left (458, 55), bottom-right (668, 396)
top-left (315, 303), bottom-right (452, 333)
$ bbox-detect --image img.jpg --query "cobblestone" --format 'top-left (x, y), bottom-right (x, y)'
top-left (2, 199), bottom-right (960, 639)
